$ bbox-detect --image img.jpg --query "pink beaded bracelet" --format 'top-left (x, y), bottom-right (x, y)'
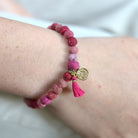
top-left (24, 23), bottom-right (89, 109)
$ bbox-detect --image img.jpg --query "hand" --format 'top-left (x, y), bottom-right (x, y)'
top-left (49, 37), bottom-right (138, 138)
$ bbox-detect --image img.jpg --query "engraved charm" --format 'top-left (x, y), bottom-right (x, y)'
top-left (76, 67), bottom-right (89, 80)
top-left (68, 70), bottom-right (77, 77)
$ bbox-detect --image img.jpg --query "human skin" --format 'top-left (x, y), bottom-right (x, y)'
top-left (0, 0), bottom-right (32, 17)
top-left (0, 17), bottom-right (138, 138)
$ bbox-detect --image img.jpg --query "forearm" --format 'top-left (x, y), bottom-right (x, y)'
top-left (0, 17), bottom-right (99, 137)
top-left (1, 17), bottom-right (138, 138)
top-left (49, 37), bottom-right (138, 137)
top-left (0, 17), bottom-right (68, 98)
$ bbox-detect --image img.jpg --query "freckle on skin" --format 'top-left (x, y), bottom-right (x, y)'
top-left (5, 46), bottom-right (8, 48)
top-left (16, 46), bottom-right (19, 48)
top-left (121, 39), bottom-right (125, 44)
top-left (98, 84), bottom-right (102, 89)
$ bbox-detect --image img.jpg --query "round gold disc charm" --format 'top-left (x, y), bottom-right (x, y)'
top-left (76, 67), bottom-right (89, 80)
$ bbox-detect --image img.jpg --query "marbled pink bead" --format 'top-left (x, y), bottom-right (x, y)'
top-left (69, 54), bottom-right (77, 61)
top-left (24, 98), bottom-right (40, 109)
top-left (52, 84), bottom-right (63, 94)
top-left (68, 60), bottom-right (80, 70)
top-left (48, 91), bottom-right (57, 100)
top-left (69, 46), bottom-right (78, 54)
top-left (57, 78), bottom-right (68, 88)
top-left (68, 37), bottom-right (77, 46)
top-left (37, 96), bottom-right (51, 108)
top-left (48, 26), bottom-right (52, 29)
top-left (60, 26), bottom-right (69, 35)
top-left (64, 30), bottom-right (74, 39)
top-left (55, 24), bottom-right (62, 32)
top-left (51, 23), bottom-right (58, 30)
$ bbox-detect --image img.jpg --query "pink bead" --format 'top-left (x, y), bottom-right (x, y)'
top-left (68, 37), bottom-right (77, 46)
top-left (57, 78), bottom-right (68, 88)
top-left (63, 72), bottom-right (72, 81)
top-left (51, 23), bottom-right (58, 30)
top-left (24, 98), bottom-right (40, 109)
top-left (37, 96), bottom-right (51, 108)
top-left (69, 46), bottom-right (78, 54)
top-left (60, 26), bottom-right (69, 35)
top-left (64, 30), bottom-right (74, 39)
top-left (69, 54), bottom-right (77, 61)
top-left (55, 24), bottom-right (62, 32)
top-left (68, 60), bottom-right (80, 70)
top-left (52, 84), bottom-right (63, 94)
top-left (48, 26), bottom-right (52, 29)
top-left (48, 91), bottom-right (57, 100)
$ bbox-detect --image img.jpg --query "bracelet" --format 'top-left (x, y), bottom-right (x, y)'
top-left (24, 23), bottom-right (89, 109)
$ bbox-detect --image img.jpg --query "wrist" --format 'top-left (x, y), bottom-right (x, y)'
top-left (0, 18), bottom-right (68, 98)
top-left (27, 29), bottom-right (69, 99)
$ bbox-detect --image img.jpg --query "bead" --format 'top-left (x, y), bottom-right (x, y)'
top-left (51, 23), bottom-right (58, 30)
top-left (69, 54), bottom-right (78, 61)
top-left (60, 26), bottom-right (69, 35)
top-left (63, 72), bottom-right (72, 81)
top-left (24, 98), bottom-right (40, 109)
top-left (64, 30), bottom-right (74, 39)
top-left (52, 84), bottom-right (63, 94)
top-left (69, 46), bottom-right (78, 54)
top-left (55, 24), bottom-right (62, 32)
top-left (48, 26), bottom-right (52, 29)
top-left (48, 91), bottom-right (57, 100)
top-left (68, 60), bottom-right (80, 70)
top-left (68, 37), bottom-right (77, 46)
top-left (37, 96), bottom-right (51, 108)
top-left (57, 78), bottom-right (68, 88)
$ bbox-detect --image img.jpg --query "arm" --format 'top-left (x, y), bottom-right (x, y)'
top-left (0, 17), bottom-right (138, 138)
top-left (0, 17), bottom-right (68, 98)
top-left (51, 37), bottom-right (138, 138)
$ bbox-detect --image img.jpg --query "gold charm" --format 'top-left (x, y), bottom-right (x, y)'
top-left (68, 70), bottom-right (77, 77)
top-left (76, 67), bottom-right (89, 80)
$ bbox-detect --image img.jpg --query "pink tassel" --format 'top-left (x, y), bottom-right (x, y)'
top-left (72, 76), bottom-right (85, 97)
